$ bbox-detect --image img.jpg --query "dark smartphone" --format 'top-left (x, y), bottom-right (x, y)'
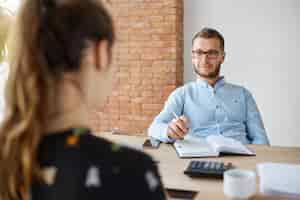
top-left (166, 188), bottom-right (198, 199)
top-left (143, 138), bottom-right (160, 149)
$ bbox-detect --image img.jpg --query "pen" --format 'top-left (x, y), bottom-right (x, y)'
top-left (172, 111), bottom-right (190, 131)
top-left (172, 111), bottom-right (179, 120)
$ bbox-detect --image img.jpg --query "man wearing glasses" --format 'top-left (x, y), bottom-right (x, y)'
top-left (148, 27), bottom-right (269, 145)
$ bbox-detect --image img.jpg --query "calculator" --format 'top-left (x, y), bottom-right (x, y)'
top-left (184, 160), bottom-right (233, 178)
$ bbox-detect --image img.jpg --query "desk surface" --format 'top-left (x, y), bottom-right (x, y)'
top-left (100, 133), bottom-right (300, 200)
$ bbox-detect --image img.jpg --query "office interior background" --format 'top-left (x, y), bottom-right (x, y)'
top-left (0, 0), bottom-right (299, 147)
top-left (184, 0), bottom-right (300, 147)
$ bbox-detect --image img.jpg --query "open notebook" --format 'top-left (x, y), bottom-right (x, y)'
top-left (173, 134), bottom-right (255, 158)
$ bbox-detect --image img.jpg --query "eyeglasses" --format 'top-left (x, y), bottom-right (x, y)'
top-left (192, 49), bottom-right (224, 59)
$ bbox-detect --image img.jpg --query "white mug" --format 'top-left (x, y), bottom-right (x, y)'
top-left (223, 169), bottom-right (256, 200)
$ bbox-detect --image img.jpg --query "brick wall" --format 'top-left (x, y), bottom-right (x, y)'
top-left (90, 0), bottom-right (183, 136)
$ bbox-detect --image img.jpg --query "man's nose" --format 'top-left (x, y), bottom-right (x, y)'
top-left (199, 54), bottom-right (209, 64)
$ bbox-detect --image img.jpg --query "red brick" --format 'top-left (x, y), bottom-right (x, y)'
top-left (93, 0), bottom-right (183, 135)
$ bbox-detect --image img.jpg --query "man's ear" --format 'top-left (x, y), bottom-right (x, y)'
top-left (95, 40), bottom-right (110, 71)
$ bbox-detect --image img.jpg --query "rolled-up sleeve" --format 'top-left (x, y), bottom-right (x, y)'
top-left (244, 89), bottom-right (270, 145)
top-left (148, 88), bottom-right (185, 143)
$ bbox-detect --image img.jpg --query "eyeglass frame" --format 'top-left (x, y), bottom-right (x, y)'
top-left (191, 49), bottom-right (225, 59)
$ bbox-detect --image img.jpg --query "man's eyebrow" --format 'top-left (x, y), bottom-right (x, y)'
top-left (192, 48), bottom-right (219, 51)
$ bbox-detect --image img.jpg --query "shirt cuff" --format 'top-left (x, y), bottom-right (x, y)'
top-left (162, 124), bottom-right (175, 143)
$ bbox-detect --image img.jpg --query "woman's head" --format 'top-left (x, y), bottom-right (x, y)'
top-left (37, 0), bottom-right (116, 106)
top-left (0, 0), bottom-right (114, 199)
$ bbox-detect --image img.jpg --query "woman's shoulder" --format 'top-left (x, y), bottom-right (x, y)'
top-left (35, 131), bottom-right (166, 200)
top-left (39, 130), bottom-right (155, 169)
top-left (80, 133), bottom-right (155, 168)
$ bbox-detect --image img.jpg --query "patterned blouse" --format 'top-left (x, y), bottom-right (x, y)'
top-left (31, 128), bottom-right (166, 200)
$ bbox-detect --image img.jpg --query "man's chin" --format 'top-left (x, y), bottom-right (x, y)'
top-left (199, 73), bottom-right (218, 79)
top-left (193, 66), bottom-right (220, 79)
top-left (197, 70), bottom-right (218, 79)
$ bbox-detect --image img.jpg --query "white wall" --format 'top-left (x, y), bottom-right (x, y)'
top-left (184, 0), bottom-right (300, 147)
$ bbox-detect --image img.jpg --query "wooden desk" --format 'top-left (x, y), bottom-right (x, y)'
top-left (100, 133), bottom-right (300, 200)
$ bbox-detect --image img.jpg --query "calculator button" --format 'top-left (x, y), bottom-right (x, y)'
top-left (200, 162), bottom-right (205, 168)
top-left (197, 161), bottom-right (202, 168)
top-left (204, 162), bottom-right (210, 169)
top-left (211, 162), bottom-right (217, 169)
top-left (220, 163), bottom-right (225, 170)
top-left (190, 161), bottom-right (197, 169)
top-left (215, 162), bottom-right (221, 170)
top-left (209, 162), bottom-right (214, 169)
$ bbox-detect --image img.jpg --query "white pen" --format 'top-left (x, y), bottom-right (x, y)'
top-left (172, 111), bottom-right (179, 120)
top-left (172, 111), bottom-right (190, 130)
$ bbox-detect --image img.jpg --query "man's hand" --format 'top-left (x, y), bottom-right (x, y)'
top-left (167, 116), bottom-right (189, 140)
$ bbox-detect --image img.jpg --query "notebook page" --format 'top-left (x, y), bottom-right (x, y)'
top-left (174, 134), bottom-right (218, 157)
top-left (206, 135), bottom-right (254, 155)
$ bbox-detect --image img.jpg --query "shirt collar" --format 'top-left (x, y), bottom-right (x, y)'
top-left (196, 76), bottom-right (226, 89)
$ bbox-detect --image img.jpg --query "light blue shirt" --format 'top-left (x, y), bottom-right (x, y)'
top-left (148, 77), bottom-right (269, 145)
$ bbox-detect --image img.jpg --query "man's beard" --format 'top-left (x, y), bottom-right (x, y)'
top-left (193, 64), bottom-right (221, 79)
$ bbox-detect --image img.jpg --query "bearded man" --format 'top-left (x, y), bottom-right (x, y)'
top-left (148, 27), bottom-right (269, 145)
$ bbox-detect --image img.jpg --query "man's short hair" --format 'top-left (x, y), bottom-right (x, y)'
top-left (192, 27), bottom-right (225, 51)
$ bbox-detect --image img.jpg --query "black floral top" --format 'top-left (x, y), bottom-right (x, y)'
top-left (31, 128), bottom-right (166, 200)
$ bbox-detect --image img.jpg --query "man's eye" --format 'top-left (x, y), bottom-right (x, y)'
top-left (207, 51), bottom-right (219, 56)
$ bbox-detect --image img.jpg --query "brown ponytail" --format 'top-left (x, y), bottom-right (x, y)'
top-left (0, 0), bottom-right (114, 199)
